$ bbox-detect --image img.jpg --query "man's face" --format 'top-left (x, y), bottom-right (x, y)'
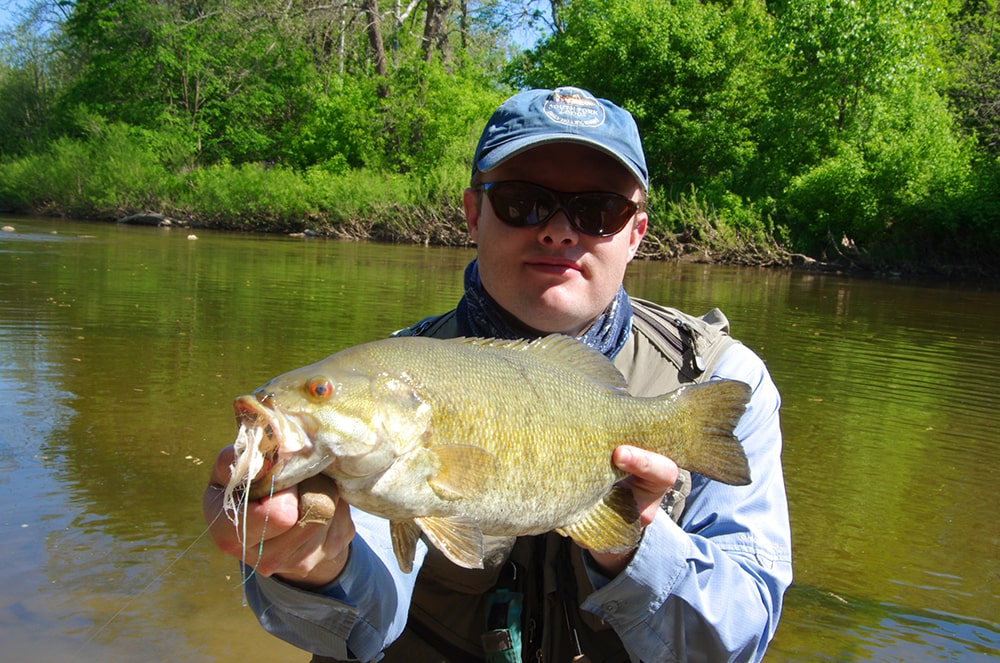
top-left (463, 142), bottom-right (647, 336)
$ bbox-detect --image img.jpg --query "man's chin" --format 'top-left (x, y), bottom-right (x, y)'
top-left (521, 303), bottom-right (598, 337)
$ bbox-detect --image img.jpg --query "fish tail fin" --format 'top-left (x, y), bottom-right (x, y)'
top-left (663, 380), bottom-right (752, 486)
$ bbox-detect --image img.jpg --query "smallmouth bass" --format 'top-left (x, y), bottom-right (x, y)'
top-left (225, 335), bottom-right (751, 572)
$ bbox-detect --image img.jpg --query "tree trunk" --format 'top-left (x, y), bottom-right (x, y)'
top-left (362, 0), bottom-right (389, 97)
top-left (422, 0), bottom-right (454, 65)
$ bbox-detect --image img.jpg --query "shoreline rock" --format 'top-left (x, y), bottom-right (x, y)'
top-left (117, 212), bottom-right (185, 227)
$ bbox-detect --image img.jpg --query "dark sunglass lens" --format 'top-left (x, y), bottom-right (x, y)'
top-left (572, 195), bottom-right (636, 236)
top-left (489, 183), bottom-right (553, 227)
top-left (485, 183), bottom-right (635, 236)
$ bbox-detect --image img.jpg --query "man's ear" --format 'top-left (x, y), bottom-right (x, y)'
top-left (627, 211), bottom-right (648, 260)
top-left (463, 187), bottom-right (481, 243)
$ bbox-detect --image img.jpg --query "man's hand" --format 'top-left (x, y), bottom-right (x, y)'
top-left (587, 445), bottom-right (679, 576)
top-left (202, 445), bottom-right (355, 589)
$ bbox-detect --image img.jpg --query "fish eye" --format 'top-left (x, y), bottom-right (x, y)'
top-left (307, 377), bottom-right (335, 399)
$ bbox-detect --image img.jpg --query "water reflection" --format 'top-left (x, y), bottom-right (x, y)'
top-left (1, 217), bottom-right (997, 661)
top-left (773, 584), bottom-right (1000, 662)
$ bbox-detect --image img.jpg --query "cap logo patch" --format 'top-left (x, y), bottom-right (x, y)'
top-left (542, 87), bottom-right (606, 128)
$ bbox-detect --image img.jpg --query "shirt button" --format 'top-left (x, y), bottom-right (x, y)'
top-left (603, 600), bottom-right (620, 613)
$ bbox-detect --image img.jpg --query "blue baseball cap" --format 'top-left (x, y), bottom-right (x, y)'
top-left (473, 86), bottom-right (648, 190)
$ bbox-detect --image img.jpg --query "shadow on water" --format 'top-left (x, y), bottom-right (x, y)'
top-left (1, 217), bottom-right (998, 661)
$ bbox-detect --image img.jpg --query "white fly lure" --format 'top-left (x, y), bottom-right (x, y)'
top-left (222, 423), bottom-right (269, 551)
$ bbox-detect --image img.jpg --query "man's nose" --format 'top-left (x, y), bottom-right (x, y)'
top-left (538, 208), bottom-right (578, 245)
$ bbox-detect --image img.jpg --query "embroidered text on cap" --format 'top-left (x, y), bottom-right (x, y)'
top-left (542, 87), bottom-right (606, 128)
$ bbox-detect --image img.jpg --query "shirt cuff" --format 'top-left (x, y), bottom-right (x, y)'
top-left (247, 572), bottom-right (359, 657)
top-left (581, 511), bottom-right (691, 629)
top-left (244, 535), bottom-right (393, 660)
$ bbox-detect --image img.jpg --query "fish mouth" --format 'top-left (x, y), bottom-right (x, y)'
top-left (232, 394), bottom-right (318, 500)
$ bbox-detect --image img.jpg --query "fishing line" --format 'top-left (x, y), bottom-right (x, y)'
top-left (88, 468), bottom-right (276, 640)
top-left (238, 474), bottom-right (276, 607)
top-left (255, 476), bottom-right (276, 564)
top-left (84, 510), bottom-right (220, 645)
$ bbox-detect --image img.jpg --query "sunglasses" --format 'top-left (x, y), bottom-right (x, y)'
top-left (477, 181), bottom-right (639, 237)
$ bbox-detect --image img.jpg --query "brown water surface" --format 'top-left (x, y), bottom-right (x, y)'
top-left (1, 217), bottom-right (997, 661)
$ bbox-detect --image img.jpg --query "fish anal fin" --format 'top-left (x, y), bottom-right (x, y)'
top-left (427, 445), bottom-right (500, 501)
top-left (556, 485), bottom-right (641, 553)
top-left (416, 515), bottom-right (485, 569)
top-left (390, 520), bottom-right (421, 573)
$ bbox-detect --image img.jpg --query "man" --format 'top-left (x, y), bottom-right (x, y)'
top-left (203, 86), bottom-right (792, 662)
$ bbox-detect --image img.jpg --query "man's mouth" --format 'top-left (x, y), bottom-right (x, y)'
top-left (525, 257), bottom-right (583, 275)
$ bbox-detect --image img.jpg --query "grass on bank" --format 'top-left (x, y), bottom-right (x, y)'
top-left (2, 120), bottom-right (995, 276)
top-left (0, 121), bottom-right (790, 266)
top-left (0, 122), bottom-right (471, 242)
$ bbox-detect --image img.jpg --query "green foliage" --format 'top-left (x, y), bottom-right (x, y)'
top-left (0, 60), bottom-right (49, 157)
top-left (0, 8), bottom-right (65, 158)
top-left (781, 143), bottom-right (874, 252)
top-left (289, 59), bottom-right (506, 177)
top-left (289, 78), bottom-right (381, 172)
top-left (177, 163), bottom-right (319, 230)
top-left (0, 0), bottom-right (997, 271)
top-left (941, 0), bottom-right (1000, 156)
top-left (760, 0), bottom-right (945, 186)
top-left (780, 66), bottom-right (976, 258)
top-left (747, 0), bottom-right (1000, 265)
top-left (510, 0), bottom-right (774, 194)
top-left (57, 0), bottom-right (320, 164)
top-left (375, 60), bottom-right (508, 176)
top-left (0, 114), bottom-right (169, 217)
top-left (644, 184), bottom-right (782, 263)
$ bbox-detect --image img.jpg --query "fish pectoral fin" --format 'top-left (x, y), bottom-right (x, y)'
top-left (555, 485), bottom-right (641, 553)
top-left (427, 445), bottom-right (500, 500)
top-left (415, 515), bottom-right (485, 569)
top-left (390, 520), bottom-right (421, 574)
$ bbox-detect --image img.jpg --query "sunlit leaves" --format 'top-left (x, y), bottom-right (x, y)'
top-left (510, 0), bottom-right (774, 191)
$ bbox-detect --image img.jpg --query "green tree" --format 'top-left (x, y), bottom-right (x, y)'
top-left (57, 0), bottom-right (320, 163)
top-left (0, 42), bottom-right (51, 157)
top-left (761, 0), bottom-right (942, 184)
top-left (942, 0), bottom-right (1000, 155)
top-left (764, 0), bottom-right (979, 257)
top-left (0, 0), bottom-right (70, 157)
top-left (510, 0), bottom-right (775, 195)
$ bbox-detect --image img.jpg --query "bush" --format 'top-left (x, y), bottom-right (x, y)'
top-left (176, 163), bottom-right (319, 230)
top-left (0, 116), bottom-right (170, 217)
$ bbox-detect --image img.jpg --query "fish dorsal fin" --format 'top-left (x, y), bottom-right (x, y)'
top-left (390, 519), bottom-right (422, 573)
top-left (555, 485), bottom-right (641, 553)
top-left (415, 515), bottom-right (485, 569)
top-left (454, 335), bottom-right (629, 393)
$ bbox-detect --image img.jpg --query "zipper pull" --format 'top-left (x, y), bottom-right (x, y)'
top-left (674, 318), bottom-right (705, 373)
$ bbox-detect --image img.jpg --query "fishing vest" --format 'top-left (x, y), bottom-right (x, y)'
top-left (313, 299), bottom-right (739, 663)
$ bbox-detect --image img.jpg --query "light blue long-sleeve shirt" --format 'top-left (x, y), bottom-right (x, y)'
top-left (242, 342), bottom-right (793, 662)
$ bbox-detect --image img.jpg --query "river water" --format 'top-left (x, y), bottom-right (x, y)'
top-left (1, 216), bottom-right (997, 662)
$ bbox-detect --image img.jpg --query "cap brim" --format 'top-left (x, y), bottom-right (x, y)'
top-left (476, 134), bottom-right (648, 190)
